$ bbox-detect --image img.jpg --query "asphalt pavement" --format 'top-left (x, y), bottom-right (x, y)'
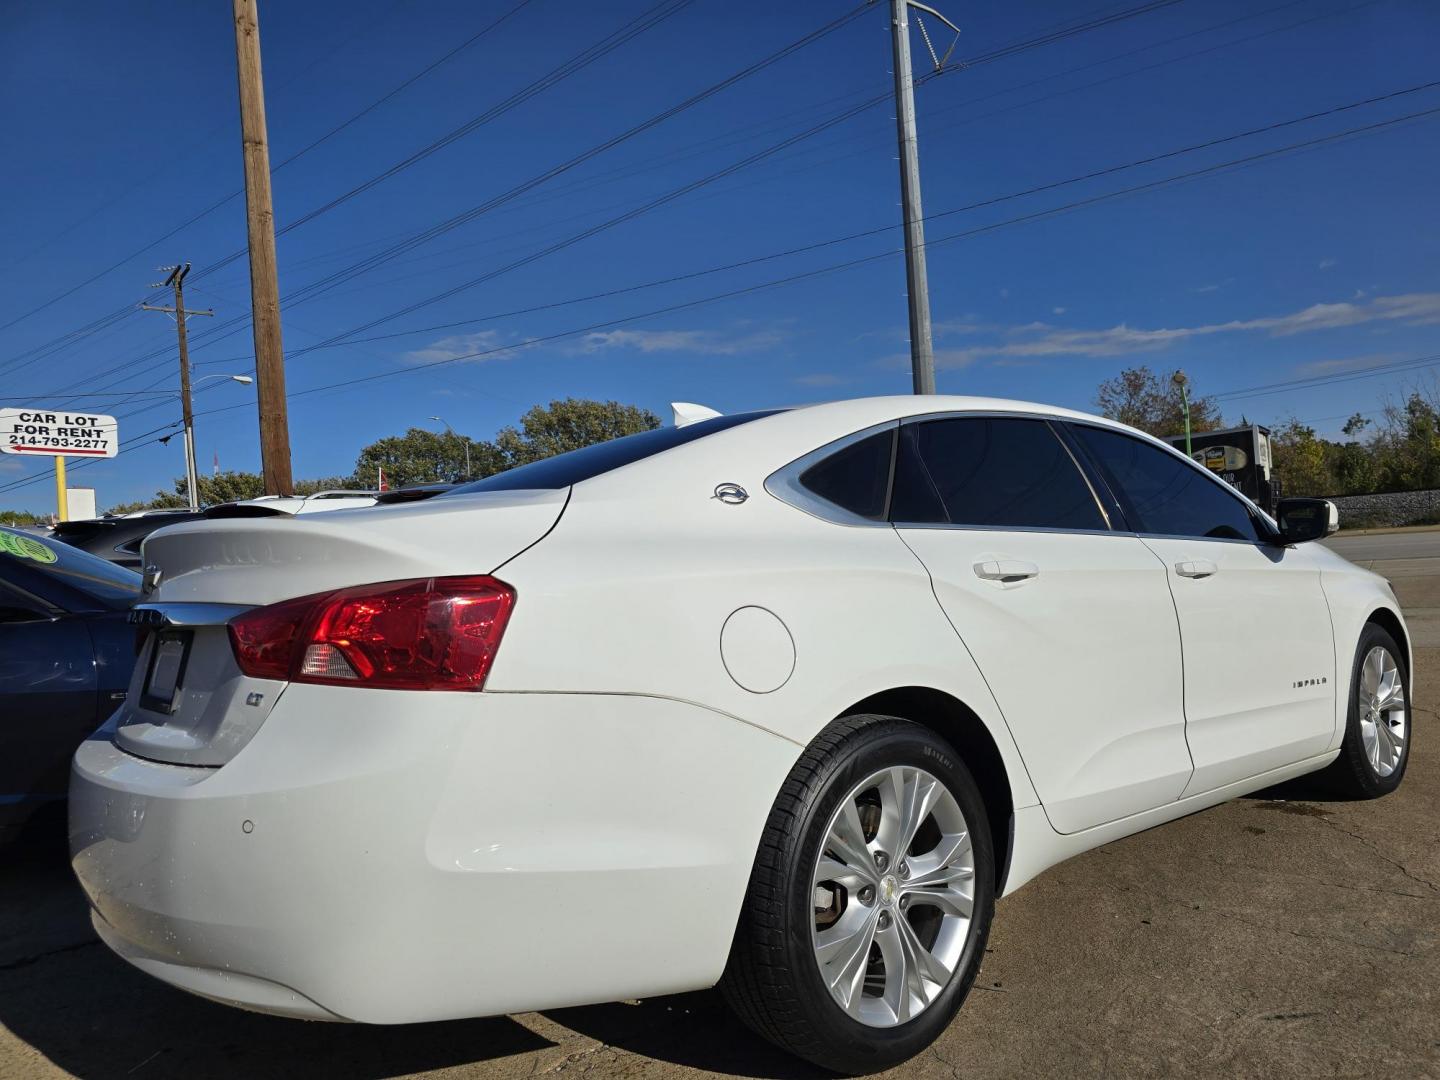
top-left (2, 532), bottom-right (1437, 1080)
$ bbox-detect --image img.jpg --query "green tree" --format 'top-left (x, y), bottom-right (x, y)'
top-left (0, 508), bottom-right (48, 526)
top-left (1095, 366), bottom-right (1224, 439)
top-left (495, 398), bottom-right (661, 467)
top-left (1270, 419), bottom-right (1336, 497)
top-left (353, 427), bottom-right (504, 489)
top-left (1372, 393), bottom-right (1440, 491)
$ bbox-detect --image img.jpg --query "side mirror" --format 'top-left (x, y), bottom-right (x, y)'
top-left (1277, 498), bottom-right (1339, 544)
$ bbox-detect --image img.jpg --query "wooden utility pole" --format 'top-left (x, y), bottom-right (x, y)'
top-left (232, 0), bottom-right (293, 495)
top-left (141, 263), bottom-right (215, 509)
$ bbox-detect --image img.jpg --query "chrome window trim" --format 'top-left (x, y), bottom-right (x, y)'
top-left (764, 421), bottom-right (900, 527)
top-left (891, 521), bottom-right (1128, 537)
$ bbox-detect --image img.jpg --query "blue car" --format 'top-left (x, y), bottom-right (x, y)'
top-left (0, 526), bottom-right (140, 843)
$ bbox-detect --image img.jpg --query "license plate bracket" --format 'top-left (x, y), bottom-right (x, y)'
top-left (141, 629), bottom-right (192, 715)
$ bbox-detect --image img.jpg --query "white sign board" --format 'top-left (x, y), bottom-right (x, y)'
top-left (0, 408), bottom-right (119, 458)
top-left (67, 487), bottom-right (98, 520)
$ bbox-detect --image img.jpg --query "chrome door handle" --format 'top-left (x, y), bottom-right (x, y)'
top-left (974, 559), bottom-right (1040, 582)
top-left (1174, 559), bottom-right (1218, 579)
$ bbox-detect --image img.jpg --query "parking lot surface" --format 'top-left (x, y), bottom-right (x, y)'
top-left (3, 533), bottom-right (1437, 1080)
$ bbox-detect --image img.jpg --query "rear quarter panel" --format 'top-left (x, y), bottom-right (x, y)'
top-left (487, 465), bottom-right (1040, 812)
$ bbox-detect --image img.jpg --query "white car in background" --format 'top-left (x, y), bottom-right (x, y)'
top-left (70, 397), bottom-right (1410, 1074)
top-left (212, 489), bottom-right (379, 515)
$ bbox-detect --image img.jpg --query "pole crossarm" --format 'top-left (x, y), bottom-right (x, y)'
top-left (139, 304), bottom-right (215, 317)
top-left (907, 1), bottom-right (960, 70)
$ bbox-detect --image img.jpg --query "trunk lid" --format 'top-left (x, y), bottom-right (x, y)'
top-left (115, 490), bottom-right (565, 766)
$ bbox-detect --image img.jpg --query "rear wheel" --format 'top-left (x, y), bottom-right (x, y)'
top-left (1326, 623), bottom-right (1410, 798)
top-left (721, 714), bottom-right (994, 1075)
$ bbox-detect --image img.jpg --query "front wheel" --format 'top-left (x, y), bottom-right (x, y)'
top-left (1325, 622), bottom-right (1411, 798)
top-left (721, 714), bottom-right (994, 1075)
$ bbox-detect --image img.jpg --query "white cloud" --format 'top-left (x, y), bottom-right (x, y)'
top-left (402, 330), bottom-right (518, 364)
top-left (1319, 257), bottom-right (1339, 270)
top-left (573, 327), bottom-right (784, 356)
top-left (1291, 353), bottom-right (1400, 377)
top-left (1192, 278), bottom-right (1233, 294)
top-left (1052, 306), bottom-right (1067, 316)
top-left (925, 291), bottom-right (1440, 369)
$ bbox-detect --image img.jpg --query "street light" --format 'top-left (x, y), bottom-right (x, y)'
top-left (180, 375), bottom-right (253, 509)
top-left (1172, 370), bottom-right (1192, 458)
top-left (428, 415), bottom-right (469, 480)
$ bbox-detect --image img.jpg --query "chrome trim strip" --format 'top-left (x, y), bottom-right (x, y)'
top-left (129, 602), bottom-right (254, 627)
top-left (764, 421), bottom-right (899, 527)
top-left (892, 521), bottom-right (1130, 537)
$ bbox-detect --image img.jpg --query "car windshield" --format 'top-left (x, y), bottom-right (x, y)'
top-left (442, 411), bottom-right (781, 494)
top-left (0, 527), bottom-right (140, 607)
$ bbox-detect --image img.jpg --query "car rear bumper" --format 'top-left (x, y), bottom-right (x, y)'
top-left (70, 685), bottom-right (799, 1023)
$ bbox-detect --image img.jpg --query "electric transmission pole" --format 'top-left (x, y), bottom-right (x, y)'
top-left (887, 0), bottom-right (959, 395)
top-left (141, 263), bottom-right (214, 510)
top-left (233, 0), bottom-right (294, 495)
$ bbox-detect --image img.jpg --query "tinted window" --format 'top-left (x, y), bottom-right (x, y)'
top-left (1069, 424), bottom-right (1260, 541)
top-left (0, 528), bottom-right (140, 607)
top-left (798, 429), bottom-right (894, 520)
top-left (443, 411), bottom-right (780, 494)
top-left (891, 417), bottom-right (1106, 531)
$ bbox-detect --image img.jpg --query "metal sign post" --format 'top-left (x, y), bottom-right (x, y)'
top-left (54, 456), bottom-right (68, 522)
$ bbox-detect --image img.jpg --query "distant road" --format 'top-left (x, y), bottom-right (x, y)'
top-left (1324, 529), bottom-right (1440, 563)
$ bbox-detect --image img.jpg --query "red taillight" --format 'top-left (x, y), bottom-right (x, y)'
top-left (227, 576), bottom-right (515, 691)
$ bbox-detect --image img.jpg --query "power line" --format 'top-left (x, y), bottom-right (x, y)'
top-left (0, 0), bottom-right (541, 340)
top-left (1214, 353), bottom-right (1440, 402)
top-left (182, 79), bottom-right (1440, 367)
top-left (226, 0), bottom-right (1184, 362)
top-left (160, 102), bottom-right (1439, 419)
top-left (17, 0), bottom-right (878, 401)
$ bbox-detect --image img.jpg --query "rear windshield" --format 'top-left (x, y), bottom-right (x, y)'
top-left (0, 528), bottom-right (140, 607)
top-left (443, 411), bottom-right (780, 494)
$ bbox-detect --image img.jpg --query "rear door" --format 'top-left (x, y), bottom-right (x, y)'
top-left (1067, 422), bottom-right (1336, 793)
top-left (892, 414), bottom-right (1193, 834)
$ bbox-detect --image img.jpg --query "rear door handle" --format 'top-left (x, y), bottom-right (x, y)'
top-left (974, 559), bottom-right (1040, 582)
top-left (1174, 559), bottom-right (1218, 579)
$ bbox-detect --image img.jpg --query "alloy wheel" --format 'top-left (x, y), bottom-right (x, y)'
top-left (810, 765), bottom-right (975, 1028)
top-left (1359, 645), bottom-right (1407, 778)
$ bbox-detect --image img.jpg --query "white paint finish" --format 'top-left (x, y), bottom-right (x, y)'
top-left (1140, 538), bottom-right (1337, 795)
top-left (1002, 750), bottom-right (1341, 896)
top-left (71, 688), bottom-right (798, 1022)
top-left (70, 393), bottom-right (1409, 1034)
top-left (720, 606), bottom-right (795, 693)
top-left (138, 488), bottom-right (566, 605)
top-left (900, 529), bottom-right (1191, 834)
top-left (488, 481), bottom-right (1038, 810)
top-left (1309, 540), bottom-right (1411, 746)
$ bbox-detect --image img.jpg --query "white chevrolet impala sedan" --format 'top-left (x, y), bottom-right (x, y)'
top-left (71, 396), bottom-right (1410, 1074)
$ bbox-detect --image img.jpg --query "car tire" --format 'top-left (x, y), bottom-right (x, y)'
top-left (1325, 623), bottom-right (1411, 798)
top-left (721, 713), bottom-right (994, 1075)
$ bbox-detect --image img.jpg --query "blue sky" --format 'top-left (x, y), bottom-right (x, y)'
top-left (1, 0), bottom-right (1437, 511)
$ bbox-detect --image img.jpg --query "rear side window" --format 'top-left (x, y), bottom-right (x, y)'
top-left (797, 430), bottom-right (895, 520)
top-left (891, 417), bottom-right (1106, 531)
top-left (443, 411), bottom-right (780, 494)
top-left (1069, 424), bottom-right (1260, 542)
